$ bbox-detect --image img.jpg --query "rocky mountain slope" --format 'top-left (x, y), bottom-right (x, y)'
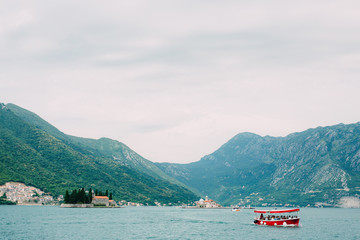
top-left (157, 125), bottom-right (360, 206)
top-left (0, 103), bottom-right (198, 204)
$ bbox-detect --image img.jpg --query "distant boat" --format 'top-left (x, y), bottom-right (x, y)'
top-left (232, 207), bottom-right (241, 212)
top-left (253, 208), bottom-right (300, 226)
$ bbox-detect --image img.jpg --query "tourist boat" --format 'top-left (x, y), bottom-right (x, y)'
top-left (253, 208), bottom-right (300, 226)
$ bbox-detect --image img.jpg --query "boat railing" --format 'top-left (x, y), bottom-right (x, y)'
top-left (256, 215), bottom-right (299, 220)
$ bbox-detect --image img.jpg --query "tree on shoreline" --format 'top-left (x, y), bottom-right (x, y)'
top-left (64, 190), bottom-right (70, 203)
top-left (64, 188), bottom-right (93, 204)
top-left (63, 188), bottom-right (113, 204)
top-left (88, 188), bottom-right (93, 203)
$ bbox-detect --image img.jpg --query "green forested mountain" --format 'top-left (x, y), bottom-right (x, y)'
top-left (6, 103), bottom-right (183, 185)
top-left (157, 125), bottom-right (360, 206)
top-left (4, 102), bottom-right (360, 207)
top-left (0, 103), bottom-right (198, 204)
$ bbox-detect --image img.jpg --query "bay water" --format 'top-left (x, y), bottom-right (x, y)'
top-left (1, 206), bottom-right (359, 239)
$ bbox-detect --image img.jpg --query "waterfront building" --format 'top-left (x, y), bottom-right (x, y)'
top-left (109, 200), bottom-right (118, 207)
top-left (92, 196), bottom-right (109, 206)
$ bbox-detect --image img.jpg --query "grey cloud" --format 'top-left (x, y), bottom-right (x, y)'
top-left (2, 0), bottom-right (360, 163)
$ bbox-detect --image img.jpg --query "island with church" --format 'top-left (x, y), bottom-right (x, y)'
top-left (184, 196), bottom-right (224, 208)
top-left (60, 188), bottom-right (120, 208)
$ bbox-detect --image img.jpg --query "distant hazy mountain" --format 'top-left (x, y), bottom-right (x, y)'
top-left (0, 103), bottom-right (198, 204)
top-left (157, 125), bottom-right (360, 206)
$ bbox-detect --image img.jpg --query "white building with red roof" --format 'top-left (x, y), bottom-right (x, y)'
top-left (92, 196), bottom-right (109, 206)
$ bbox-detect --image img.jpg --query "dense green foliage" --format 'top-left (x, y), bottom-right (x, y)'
top-left (64, 188), bottom-right (94, 204)
top-left (158, 126), bottom-right (360, 206)
top-left (6, 103), bottom-right (184, 186)
top-left (0, 103), bottom-right (198, 205)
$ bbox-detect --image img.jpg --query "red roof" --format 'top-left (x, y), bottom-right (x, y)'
top-left (254, 208), bottom-right (300, 214)
top-left (94, 196), bottom-right (109, 199)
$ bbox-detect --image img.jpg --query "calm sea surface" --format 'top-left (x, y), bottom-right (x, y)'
top-left (1, 206), bottom-right (359, 240)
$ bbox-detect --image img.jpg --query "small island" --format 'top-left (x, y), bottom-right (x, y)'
top-left (183, 196), bottom-right (224, 208)
top-left (61, 188), bottom-right (120, 208)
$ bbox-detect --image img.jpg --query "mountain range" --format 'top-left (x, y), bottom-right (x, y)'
top-left (0, 103), bottom-right (198, 204)
top-left (1, 102), bottom-right (359, 207)
top-left (157, 125), bottom-right (360, 206)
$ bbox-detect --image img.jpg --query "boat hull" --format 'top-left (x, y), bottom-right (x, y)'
top-left (254, 218), bottom-right (300, 226)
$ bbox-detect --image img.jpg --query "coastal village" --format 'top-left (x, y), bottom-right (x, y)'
top-left (0, 181), bottom-right (299, 208)
top-left (0, 182), bottom-right (149, 207)
top-left (0, 182), bottom-right (55, 205)
top-left (0, 182), bottom-right (225, 208)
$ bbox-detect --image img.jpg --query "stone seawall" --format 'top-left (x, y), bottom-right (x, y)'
top-left (60, 203), bottom-right (94, 208)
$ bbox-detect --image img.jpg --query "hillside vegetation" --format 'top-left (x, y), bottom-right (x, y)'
top-left (0, 103), bottom-right (198, 204)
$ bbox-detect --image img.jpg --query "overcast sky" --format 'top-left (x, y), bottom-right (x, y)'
top-left (1, 0), bottom-right (360, 163)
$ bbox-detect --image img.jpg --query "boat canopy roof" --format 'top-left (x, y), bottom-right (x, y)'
top-left (254, 208), bottom-right (300, 214)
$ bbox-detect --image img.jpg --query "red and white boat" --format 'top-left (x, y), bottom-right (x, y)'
top-left (253, 208), bottom-right (300, 226)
